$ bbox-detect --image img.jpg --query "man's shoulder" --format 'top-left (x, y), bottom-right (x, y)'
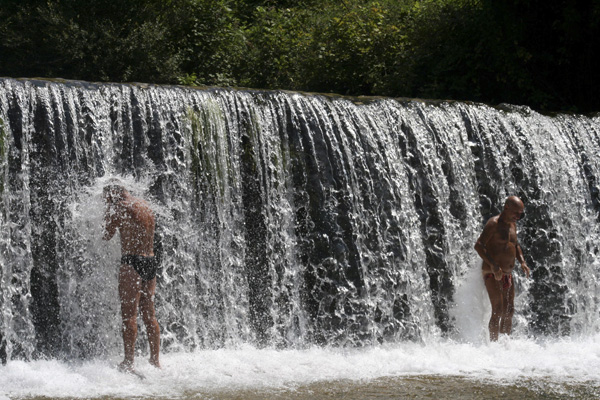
top-left (129, 197), bottom-right (155, 219)
top-left (481, 215), bottom-right (501, 232)
top-left (486, 215), bottom-right (500, 225)
top-left (128, 197), bottom-right (149, 210)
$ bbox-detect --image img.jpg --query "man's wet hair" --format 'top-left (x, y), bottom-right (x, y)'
top-left (103, 180), bottom-right (127, 202)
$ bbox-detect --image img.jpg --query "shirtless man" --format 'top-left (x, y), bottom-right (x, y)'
top-left (474, 196), bottom-right (531, 341)
top-left (103, 184), bottom-right (161, 372)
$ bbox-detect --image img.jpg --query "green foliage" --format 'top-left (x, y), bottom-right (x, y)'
top-left (303, 2), bottom-right (403, 95)
top-left (241, 6), bottom-right (313, 90)
top-left (0, 0), bottom-right (599, 111)
top-left (0, 0), bottom-right (183, 82)
top-left (391, 0), bottom-right (537, 105)
top-left (240, 1), bottom-right (411, 96)
top-left (165, 0), bottom-right (246, 87)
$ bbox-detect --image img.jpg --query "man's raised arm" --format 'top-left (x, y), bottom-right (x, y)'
top-left (103, 207), bottom-right (118, 241)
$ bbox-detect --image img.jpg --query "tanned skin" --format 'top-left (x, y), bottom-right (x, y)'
top-left (103, 185), bottom-right (160, 372)
top-left (474, 196), bottom-right (531, 341)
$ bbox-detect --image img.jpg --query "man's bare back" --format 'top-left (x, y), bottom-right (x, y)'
top-left (474, 196), bottom-right (531, 341)
top-left (104, 196), bottom-right (155, 256)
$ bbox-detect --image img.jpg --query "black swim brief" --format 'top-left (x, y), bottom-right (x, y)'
top-left (121, 255), bottom-right (158, 282)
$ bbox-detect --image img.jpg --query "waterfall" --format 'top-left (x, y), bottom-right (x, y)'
top-left (1, 78), bottom-right (599, 363)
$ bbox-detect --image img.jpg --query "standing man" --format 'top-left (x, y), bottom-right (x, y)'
top-left (474, 196), bottom-right (531, 341)
top-left (103, 184), bottom-right (161, 372)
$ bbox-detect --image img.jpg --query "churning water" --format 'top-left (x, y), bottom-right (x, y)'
top-left (1, 78), bottom-right (600, 398)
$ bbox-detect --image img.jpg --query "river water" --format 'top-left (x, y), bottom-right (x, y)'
top-left (2, 337), bottom-right (600, 399)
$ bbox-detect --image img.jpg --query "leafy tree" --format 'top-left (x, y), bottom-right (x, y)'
top-left (166, 0), bottom-right (246, 87)
top-left (1, 0), bottom-right (599, 111)
top-left (0, 0), bottom-right (182, 83)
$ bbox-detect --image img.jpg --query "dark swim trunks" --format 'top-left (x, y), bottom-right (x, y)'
top-left (484, 273), bottom-right (512, 290)
top-left (121, 255), bottom-right (158, 282)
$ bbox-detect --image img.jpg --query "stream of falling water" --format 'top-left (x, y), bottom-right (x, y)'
top-left (1, 79), bottom-right (600, 398)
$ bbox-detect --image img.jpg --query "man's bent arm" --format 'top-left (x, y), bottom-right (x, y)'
top-left (103, 209), bottom-right (118, 241)
top-left (474, 219), bottom-right (500, 271)
top-left (474, 240), bottom-right (499, 270)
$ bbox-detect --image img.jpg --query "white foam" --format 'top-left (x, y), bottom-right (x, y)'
top-left (2, 337), bottom-right (600, 398)
top-left (449, 267), bottom-right (490, 343)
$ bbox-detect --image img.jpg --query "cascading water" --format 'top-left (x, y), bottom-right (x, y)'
top-left (1, 78), bottom-right (600, 371)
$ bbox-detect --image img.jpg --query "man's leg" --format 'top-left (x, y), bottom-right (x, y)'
top-left (499, 282), bottom-right (515, 335)
top-left (119, 264), bottom-right (141, 370)
top-left (140, 277), bottom-right (160, 368)
top-left (484, 276), bottom-right (503, 342)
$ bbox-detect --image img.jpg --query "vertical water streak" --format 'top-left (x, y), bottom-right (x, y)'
top-left (0, 80), bottom-right (39, 360)
top-left (277, 96), bottom-right (438, 344)
top-left (527, 113), bottom-right (600, 336)
top-left (184, 92), bottom-right (252, 348)
top-left (231, 92), bottom-right (310, 346)
top-left (560, 115), bottom-right (600, 336)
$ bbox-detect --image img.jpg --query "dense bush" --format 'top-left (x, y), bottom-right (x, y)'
top-left (0, 0), bottom-right (182, 82)
top-left (1, 0), bottom-right (598, 112)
